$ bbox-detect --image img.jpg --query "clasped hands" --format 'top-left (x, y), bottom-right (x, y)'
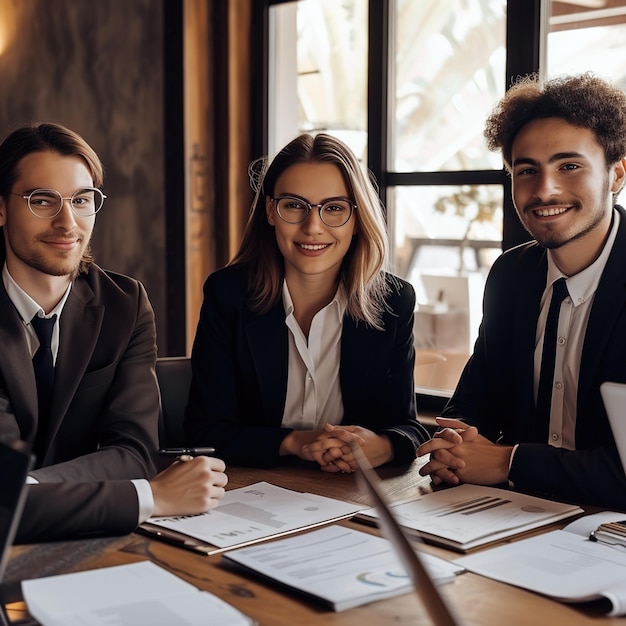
top-left (417, 418), bottom-right (513, 487)
top-left (282, 423), bottom-right (393, 473)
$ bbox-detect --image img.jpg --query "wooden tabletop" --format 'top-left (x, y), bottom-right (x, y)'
top-left (4, 461), bottom-right (625, 625)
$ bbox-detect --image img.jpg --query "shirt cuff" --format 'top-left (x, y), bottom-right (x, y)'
top-left (507, 443), bottom-right (520, 488)
top-left (131, 478), bottom-right (154, 524)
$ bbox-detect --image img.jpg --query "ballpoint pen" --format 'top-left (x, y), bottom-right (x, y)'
top-left (158, 447), bottom-right (216, 457)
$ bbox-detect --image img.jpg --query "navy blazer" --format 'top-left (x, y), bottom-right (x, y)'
top-left (0, 264), bottom-right (159, 542)
top-left (442, 206), bottom-right (626, 509)
top-left (185, 266), bottom-right (429, 467)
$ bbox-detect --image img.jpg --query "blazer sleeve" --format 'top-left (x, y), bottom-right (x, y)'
top-left (510, 443), bottom-right (626, 509)
top-left (185, 269), bottom-right (292, 466)
top-left (346, 277), bottom-right (429, 464)
top-left (16, 481), bottom-right (140, 543)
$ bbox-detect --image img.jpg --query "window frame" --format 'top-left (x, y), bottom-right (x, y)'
top-left (257, 0), bottom-right (547, 407)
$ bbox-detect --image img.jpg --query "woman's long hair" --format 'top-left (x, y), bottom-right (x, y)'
top-left (230, 133), bottom-right (391, 329)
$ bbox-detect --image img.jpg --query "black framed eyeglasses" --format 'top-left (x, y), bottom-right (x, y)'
top-left (9, 187), bottom-right (106, 218)
top-left (271, 195), bottom-right (356, 228)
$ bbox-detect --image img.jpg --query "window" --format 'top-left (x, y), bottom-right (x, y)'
top-left (263, 0), bottom-right (626, 399)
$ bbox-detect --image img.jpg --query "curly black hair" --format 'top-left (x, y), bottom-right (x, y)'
top-left (484, 73), bottom-right (626, 171)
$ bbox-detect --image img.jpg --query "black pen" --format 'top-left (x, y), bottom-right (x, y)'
top-left (159, 447), bottom-right (216, 457)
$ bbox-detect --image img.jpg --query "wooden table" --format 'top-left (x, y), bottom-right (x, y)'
top-left (3, 461), bottom-right (626, 625)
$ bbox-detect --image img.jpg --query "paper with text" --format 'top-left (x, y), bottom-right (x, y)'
top-left (148, 482), bottom-right (364, 548)
top-left (357, 484), bottom-right (583, 551)
top-left (454, 511), bottom-right (626, 616)
top-left (223, 525), bottom-right (462, 611)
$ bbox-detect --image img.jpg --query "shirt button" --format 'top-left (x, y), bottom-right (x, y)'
top-left (551, 433), bottom-right (559, 441)
top-left (555, 381), bottom-right (563, 390)
top-left (557, 337), bottom-right (566, 345)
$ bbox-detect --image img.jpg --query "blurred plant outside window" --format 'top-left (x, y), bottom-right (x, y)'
top-left (392, 0), bottom-right (506, 395)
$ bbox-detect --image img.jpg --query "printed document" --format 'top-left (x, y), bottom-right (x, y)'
top-left (223, 525), bottom-right (463, 611)
top-left (144, 482), bottom-right (364, 551)
top-left (453, 511), bottom-right (626, 616)
top-left (356, 484), bottom-right (582, 551)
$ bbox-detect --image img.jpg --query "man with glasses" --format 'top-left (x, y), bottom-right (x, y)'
top-left (0, 123), bottom-right (227, 543)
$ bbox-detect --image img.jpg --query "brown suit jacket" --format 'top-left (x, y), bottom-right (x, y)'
top-left (0, 263), bottom-right (160, 542)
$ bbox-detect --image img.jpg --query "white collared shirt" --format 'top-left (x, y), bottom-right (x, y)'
top-left (534, 209), bottom-right (620, 449)
top-left (281, 281), bottom-right (346, 430)
top-left (3, 264), bottom-right (71, 363)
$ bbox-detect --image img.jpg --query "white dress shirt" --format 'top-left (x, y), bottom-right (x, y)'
top-left (534, 209), bottom-right (620, 449)
top-left (281, 281), bottom-right (346, 430)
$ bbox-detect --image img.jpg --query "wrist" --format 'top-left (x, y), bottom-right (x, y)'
top-left (497, 445), bottom-right (514, 483)
top-left (279, 430), bottom-right (298, 456)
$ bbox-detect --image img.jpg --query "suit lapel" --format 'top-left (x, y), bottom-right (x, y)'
top-left (340, 315), bottom-right (386, 404)
top-left (45, 276), bottom-right (104, 451)
top-left (244, 303), bottom-right (289, 424)
top-left (0, 284), bottom-right (38, 438)
top-left (579, 207), bottom-right (626, 406)
top-left (512, 245), bottom-right (547, 440)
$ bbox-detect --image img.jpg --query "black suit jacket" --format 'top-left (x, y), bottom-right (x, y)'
top-left (185, 266), bottom-right (428, 467)
top-left (0, 264), bottom-right (159, 542)
top-left (441, 206), bottom-right (626, 509)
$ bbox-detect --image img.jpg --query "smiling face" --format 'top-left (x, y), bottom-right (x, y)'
top-left (266, 161), bottom-right (357, 287)
top-left (0, 150), bottom-right (96, 286)
top-left (511, 117), bottom-right (626, 273)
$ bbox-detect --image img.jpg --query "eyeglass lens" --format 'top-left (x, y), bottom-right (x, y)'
top-left (276, 197), bottom-right (352, 227)
top-left (28, 188), bottom-right (105, 218)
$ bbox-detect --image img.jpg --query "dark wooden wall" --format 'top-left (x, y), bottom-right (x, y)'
top-left (0, 0), bottom-right (257, 356)
top-left (0, 0), bottom-right (169, 350)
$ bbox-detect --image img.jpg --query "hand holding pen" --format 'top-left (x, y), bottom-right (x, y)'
top-left (151, 449), bottom-right (227, 517)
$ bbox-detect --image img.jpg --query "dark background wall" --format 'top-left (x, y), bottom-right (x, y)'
top-left (0, 0), bottom-right (169, 351)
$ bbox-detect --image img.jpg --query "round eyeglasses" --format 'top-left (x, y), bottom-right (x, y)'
top-left (10, 187), bottom-right (106, 218)
top-left (271, 195), bottom-right (355, 228)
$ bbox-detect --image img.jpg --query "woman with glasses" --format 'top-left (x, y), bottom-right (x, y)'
top-left (185, 133), bottom-right (429, 471)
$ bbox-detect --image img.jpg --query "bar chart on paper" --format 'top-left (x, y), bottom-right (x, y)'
top-left (356, 484), bottom-right (583, 551)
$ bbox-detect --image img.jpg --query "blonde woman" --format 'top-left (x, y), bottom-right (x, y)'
top-left (185, 133), bottom-right (428, 471)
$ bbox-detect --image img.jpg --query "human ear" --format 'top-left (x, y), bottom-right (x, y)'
top-left (610, 157), bottom-right (626, 194)
top-left (0, 197), bottom-right (7, 227)
top-left (265, 196), bottom-right (275, 226)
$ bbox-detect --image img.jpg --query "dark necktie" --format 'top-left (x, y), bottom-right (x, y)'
top-left (534, 278), bottom-right (569, 441)
top-left (31, 313), bottom-right (57, 461)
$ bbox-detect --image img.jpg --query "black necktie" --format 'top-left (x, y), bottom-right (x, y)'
top-left (31, 313), bottom-right (57, 461)
top-left (535, 278), bottom-right (569, 441)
